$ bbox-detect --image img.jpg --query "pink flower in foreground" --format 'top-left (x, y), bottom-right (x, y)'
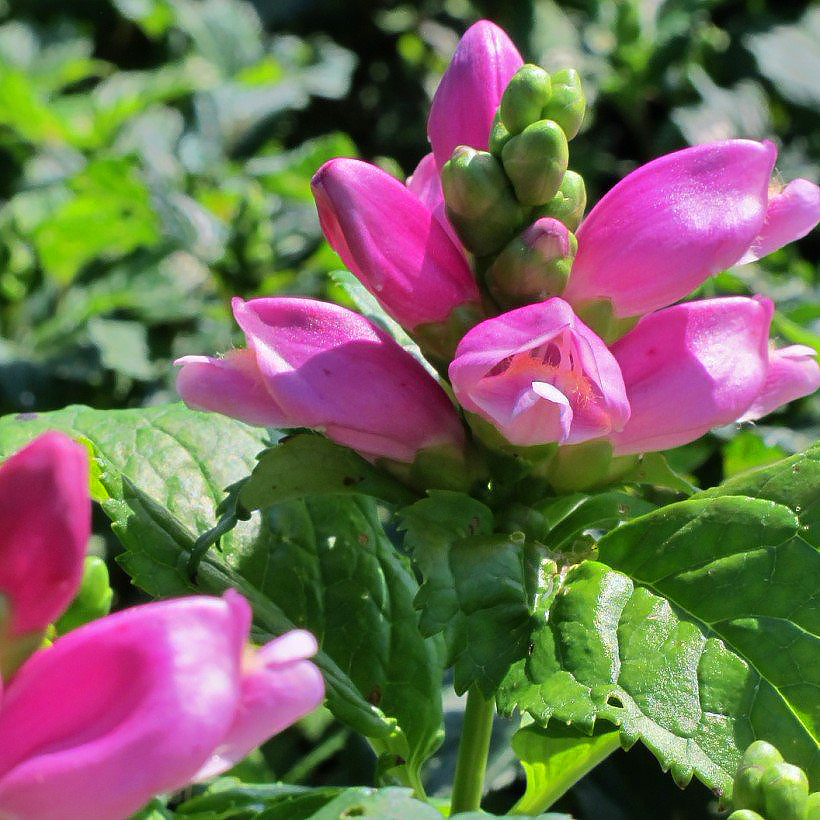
top-left (0, 591), bottom-right (323, 820)
top-left (563, 140), bottom-right (820, 319)
top-left (449, 298), bottom-right (630, 447)
top-left (176, 297), bottom-right (466, 464)
top-left (0, 434), bottom-right (89, 642)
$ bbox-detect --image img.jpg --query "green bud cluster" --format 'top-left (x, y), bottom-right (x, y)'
top-left (441, 62), bottom-right (587, 310)
top-left (728, 741), bottom-right (817, 820)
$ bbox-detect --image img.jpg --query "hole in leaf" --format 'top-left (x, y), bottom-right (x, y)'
top-left (605, 693), bottom-right (624, 709)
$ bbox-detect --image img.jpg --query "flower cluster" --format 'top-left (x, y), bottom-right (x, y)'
top-left (0, 435), bottom-right (324, 820)
top-left (177, 20), bottom-right (820, 492)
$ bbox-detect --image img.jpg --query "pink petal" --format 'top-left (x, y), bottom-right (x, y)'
top-left (609, 297), bottom-right (773, 455)
top-left (738, 345), bottom-right (820, 421)
top-left (427, 20), bottom-right (523, 169)
top-left (0, 594), bottom-right (249, 820)
top-left (311, 159), bottom-right (478, 330)
top-left (449, 298), bottom-right (629, 447)
top-left (230, 297), bottom-right (466, 463)
top-left (564, 140), bottom-right (777, 318)
top-left (194, 630), bottom-right (324, 780)
top-left (175, 351), bottom-right (287, 428)
top-left (738, 178), bottom-right (820, 264)
top-left (0, 434), bottom-right (89, 637)
top-left (407, 153), bottom-right (464, 250)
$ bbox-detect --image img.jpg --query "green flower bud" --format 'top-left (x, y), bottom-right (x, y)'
top-left (727, 812), bottom-right (765, 820)
top-left (499, 64), bottom-right (552, 135)
top-left (807, 791), bottom-right (820, 820)
top-left (532, 170), bottom-right (587, 231)
top-left (486, 218), bottom-right (577, 308)
top-left (733, 766), bottom-right (767, 813)
top-left (501, 119), bottom-right (569, 205)
top-left (760, 763), bottom-right (809, 820)
top-left (740, 741), bottom-right (784, 772)
top-left (488, 111), bottom-right (511, 157)
top-left (542, 68), bottom-right (586, 139)
top-left (441, 146), bottom-right (525, 256)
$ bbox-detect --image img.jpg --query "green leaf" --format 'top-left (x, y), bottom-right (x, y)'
top-left (617, 452), bottom-right (696, 495)
top-left (0, 405), bottom-right (418, 745)
top-left (399, 491), bottom-right (494, 642)
top-left (172, 779), bottom-right (569, 819)
top-left (500, 443), bottom-right (820, 799)
top-left (226, 494), bottom-right (445, 790)
top-left (722, 432), bottom-right (786, 479)
top-left (511, 723), bottom-right (621, 815)
top-left (399, 492), bottom-right (534, 696)
top-left (238, 433), bottom-right (418, 510)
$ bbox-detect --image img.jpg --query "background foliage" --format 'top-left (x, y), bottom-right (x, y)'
top-left (0, 0), bottom-right (817, 817)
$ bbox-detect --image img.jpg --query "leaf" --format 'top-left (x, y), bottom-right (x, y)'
top-left (238, 432), bottom-right (419, 510)
top-left (0, 405), bottom-right (414, 743)
top-left (511, 723), bottom-right (621, 815)
top-left (722, 432), bottom-right (786, 478)
top-left (55, 555), bottom-right (113, 634)
top-left (499, 443), bottom-right (820, 798)
top-left (172, 779), bottom-right (569, 819)
top-left (399, 491), bottom-right (494, 642)
top-left (617, 452), bottom-right (695, 495)
top-left (225, 494), bottom-right (445, 789)
top-left (399, 492), bottom-right (535, 697)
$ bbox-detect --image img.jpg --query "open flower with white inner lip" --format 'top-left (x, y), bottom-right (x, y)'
top-left (449, 298), bottom-right (630, 447)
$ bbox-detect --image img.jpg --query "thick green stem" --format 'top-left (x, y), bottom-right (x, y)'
top-left (450, 687), bottom-right (495, 814)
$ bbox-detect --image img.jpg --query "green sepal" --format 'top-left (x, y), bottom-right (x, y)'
top-left (441, 147), bottom-right (525, 256)
top-left (544, 440), bottom-right (636, 493)
top-left (382, 442), bottom-right (488, 496)
top-left (411, 301), bottom-right (484, 364)
top-left (485, 224), bottom-right (576, 308)
top-left (531, 170), bottom-right (587, 232)
top-left (501, 120), bottom-right (569, 206)
top-left (571, 299), bottom-right (638, 345)
top-left (499, 64), bottom-right (552, 135)
top-left (542, 68), bottom-right (586, 139)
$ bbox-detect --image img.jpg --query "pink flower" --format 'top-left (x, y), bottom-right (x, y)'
top-left (738, 345), bottom-right (820, 422)
top-left (311, 158), bottom-right (479, 331)
top-left (176, 297), bottom-right (466, 464)
top-left (426, 20), bottom-right (523, 170)
top-left (0, 591), bottom-right (323, 820)
top-left (0, 434), bottom-right (89, 641)
top-left (608, 297), bottom-right (773, 455)
top-left (448, 298), bottom-right (630, 447)
top-left (563, 140), bottom-right (820, 319)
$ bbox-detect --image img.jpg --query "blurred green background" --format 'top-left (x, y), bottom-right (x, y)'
top-left (1, 1), bottom-right (817, 817)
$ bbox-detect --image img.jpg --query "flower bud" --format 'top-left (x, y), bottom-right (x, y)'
top-left (727, 812), bottom-right (764, 820)
top-left (531, 170), bottom-right (587, 231)
top-left (488, 111), bottom-right (511, 157)
top-left (486, 218), bottom-right (577, 308)
top-left (499, 64), bottom-right (552, 135)
top-left (501, 120), bottom-right (569, 205)
top-left (542, 69), bottom-right (585, 139)
top-left (441, 146), bottom-right (525, 256)
top-left (760, 763), bottom-right (809, 820)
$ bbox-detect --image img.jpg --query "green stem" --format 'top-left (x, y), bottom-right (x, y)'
top-left (450, 687), bottom-right (495, 814)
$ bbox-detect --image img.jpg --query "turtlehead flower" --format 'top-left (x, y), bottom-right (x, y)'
top-left (311, 159), bottom-right (480, 336)
top-left (563, 140), bottom-right (820, 320)
top-left (0, 592), bottom-right (323, 820)
top-left (176, 297), bottom-right (466, 466)
top-left (0, 434), bottom-right (89, 673)
top-left (449, 298), bottom-right (629, 448)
